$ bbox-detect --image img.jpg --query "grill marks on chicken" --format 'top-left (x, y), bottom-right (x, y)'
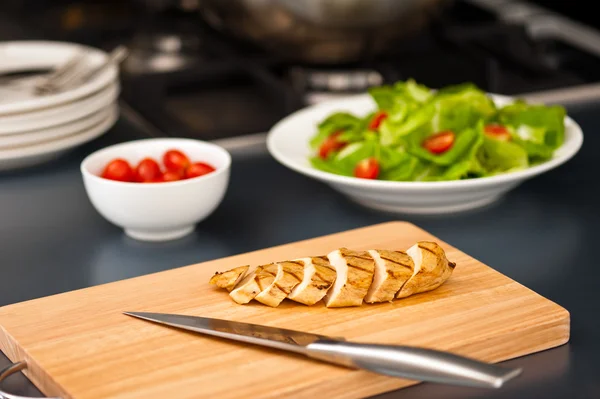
top-left (213, 241), bottom-right (454, 308)
top-left (229, 264), bottom-right (276, 304)
top-left (288, 257), bottom-right (336, 306)
top-left (324, 248), bottom-right (375, 308)
top-left (255, 261), bottom-right (305, 307)
top-left (396, 242), bottom-right (455, 299)
top-left (365, 250), bottom-right (414, 303)
top-left (209, 266), bottom-right (250, 292)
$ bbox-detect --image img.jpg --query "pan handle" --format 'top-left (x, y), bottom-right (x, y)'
top-left (0, 362), bottom-right (61, 399)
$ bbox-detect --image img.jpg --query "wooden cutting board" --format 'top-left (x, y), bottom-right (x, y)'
top-left (0, 222), bottom-right (569, 399)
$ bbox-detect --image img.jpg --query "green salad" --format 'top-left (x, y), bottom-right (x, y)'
top-left (308, 79), bottom-right (567, 181)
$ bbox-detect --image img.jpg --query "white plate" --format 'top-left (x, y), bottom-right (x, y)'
top-left (0, 106), bottom-right (113, 149)
top-left (0, 83), bottom-right (119, 135)
top-left (0, 103), bottom-right (119, 171)
top-left (267, 93), bottom-right (584, 214)
top-left (0, 41), bottom-right (118, 115)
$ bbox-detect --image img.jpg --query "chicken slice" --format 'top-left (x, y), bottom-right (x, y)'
top-left (324, 248), bottom-right (375, 308)
top-left (209, 266), bottom-right (250, 292)
top-left (364, 250), bottom-right (414, 303)
top-left (288, 256), bottom-right (336, 306)
top-left (255, 261), bottom-right (305, 307)
top-left (396, 241), bottom-right (456, 299)
top-left (229, 264), bottom-right (277, 304)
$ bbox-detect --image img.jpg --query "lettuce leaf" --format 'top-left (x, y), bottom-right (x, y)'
top-left (477, 136), bottom-right (529, 174)
top-left (379, 104), bottom-right (435, 146)
top-left (498, 100), bottom-right (566, 161)
top-left (310, 135), bottom-right (424, 181)
top-left (406, 125), bottom-right (482, 166)
top-left (379, 83), bottom-right (496, 147)
top-left (309, 112), bottom-right (363, 150)
top-left (377, 146), bottom-right (421, 181)
top-left (429, 84), bottom-right (497, 133)
top-left (310, 156), bottom-right (351, 176)
top-left (409, 162), bottom-right (441, 181)
top-left (440, 131), bottom-right (485, 180)
top-left (370, 79), bottom-right (434, 146)
top-left (369, 78), bottom-right (432, 112)
top-left (378, 156), bottom-right (421, 181)
top-left (416, 126), bottom-right (485, 181)
top-left (333, 138), bottom-right (378, 175)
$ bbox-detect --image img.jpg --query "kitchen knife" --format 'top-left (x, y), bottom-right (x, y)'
top-left (124, 311), bottom-right (522, 389)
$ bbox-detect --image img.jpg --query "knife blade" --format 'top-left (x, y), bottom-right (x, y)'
top-left (124, 311), bottom-right (522, 389)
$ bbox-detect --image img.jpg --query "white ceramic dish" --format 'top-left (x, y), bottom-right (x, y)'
top-left (0, 41), bottom-right (118, 115)
top-left (267, 93), bottom-right (584, 214)
top-left (0, 83), bottom-right (119, 135)
top-left (0, 104), bottom-right (118, 171)
top-left (0, 106), bottom-right (112, 149)
top-left (80, 138), bottom-right (231, 242)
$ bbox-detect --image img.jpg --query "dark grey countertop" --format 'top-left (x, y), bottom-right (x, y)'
top-left (0, 101), bottom-right (599, 399)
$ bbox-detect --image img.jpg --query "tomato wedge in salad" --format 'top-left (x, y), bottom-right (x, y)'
top-left (318, 131), bottom-right (346, 159)
top-left (354, 158), bottom-right (380, 179)
top-left (422, 131), bottom-right (455, 154)
top-left (484, 124), bottom-right (512, 141)
top-left (368, 111), bottom-right (388, 130)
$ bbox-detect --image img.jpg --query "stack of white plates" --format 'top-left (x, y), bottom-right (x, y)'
top-left (0, 41), bottom-right (120, 171)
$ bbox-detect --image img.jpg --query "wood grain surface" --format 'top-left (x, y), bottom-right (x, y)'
top-left (0, 222), bottom-right (570, 399)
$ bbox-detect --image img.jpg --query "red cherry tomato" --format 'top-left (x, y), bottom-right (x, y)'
top-left (484, 124), bottom-right (512, 141)
top-left (368, 111), bottom-right (388, 130)
top-left (161, 171), bottom-right (182, 182)
top-left (134, 158), bottom-right (161, 182)
top-left (163, 149), bottom-right (190, 175)
top-left (101, 159), bottom-right (134, 182)
top-left (422, 131), bottom-right (455, 154)
top-left (318, 131), bottom-right (346, 159)
top-left (354, 158), bottom-right (380, 179)
top-left (185, 162), bottom-right (216, 179)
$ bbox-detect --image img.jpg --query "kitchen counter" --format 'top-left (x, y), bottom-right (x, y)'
top-left (0, 100), bottom-right (599, 399)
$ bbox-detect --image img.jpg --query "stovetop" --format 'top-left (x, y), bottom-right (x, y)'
top-left (4, 0), bottom-right (600, 141)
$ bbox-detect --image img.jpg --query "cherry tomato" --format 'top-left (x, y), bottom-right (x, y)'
top-left (185, 162), bottom-right (216, 179)
top-left (484, 124), bottom-right (512, 141)
top-left (368, 111), bottom-right (388, 130)
top-left (134, 158), bottom-right (161, 182)
top-left (161, 171), bottom-right (182, 182)
top-left (318, 131), bottom-right (346, 159)
top-left (354, 158), bottom-right (380, 179)
top-left (163, 149), bottom-right (190, 175)
top-left (422, 131), bottom-right (455, 154)
top-left (101, 159), bottom-right (134, 182)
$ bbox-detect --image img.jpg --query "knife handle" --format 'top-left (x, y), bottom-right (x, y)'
top-left (305, 340), bottom-right (522, 389)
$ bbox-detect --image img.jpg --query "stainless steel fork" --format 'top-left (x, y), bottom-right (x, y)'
top-left (0, 51), bottom-right (87, 90)
top-left (34, 45), bottom-right (128, 95)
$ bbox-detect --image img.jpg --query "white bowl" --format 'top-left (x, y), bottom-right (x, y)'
top-left (267, 93), bottom-right (584, 214)
top-left (81, 138), bottom-right (231, 241)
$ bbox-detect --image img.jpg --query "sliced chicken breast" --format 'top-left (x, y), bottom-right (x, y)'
top-left (254, 260), bottom-right (305, 307)
top-left (288, 257), bottom-right (336, 306)
top-left (364, 250), bottom-right (414, 303)
top-left (255, 263), bottom-right (279, 291)
top-left (229, 264), bottom-right (277, 304)
top-left (324, 248), bottom-right (375, 308)
top-left (209, 265), bottom-right (250, 292)
top-left (396, 241), bottom-right (456, 299)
